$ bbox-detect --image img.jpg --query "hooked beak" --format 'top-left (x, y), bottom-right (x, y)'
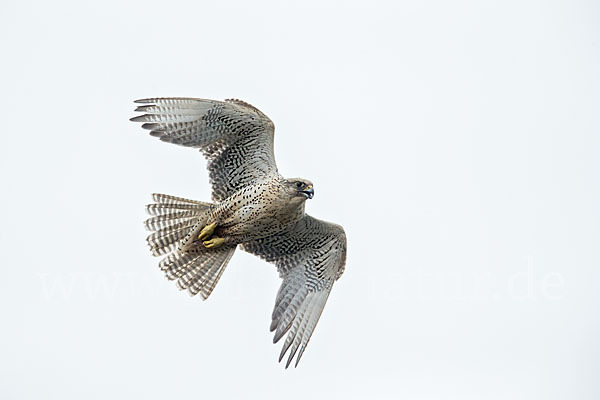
top-left (301, 186), bottom-right (314, 199)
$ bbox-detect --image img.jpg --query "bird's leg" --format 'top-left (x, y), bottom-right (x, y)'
top-left (198, 222), bottom-right (217, 241)
top-left (203, 237), bottom-right (225, 249)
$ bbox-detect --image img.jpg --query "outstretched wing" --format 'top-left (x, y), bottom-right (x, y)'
top-left (131, 98), bottom-right (278, 201)
top-left (242, 215), bottom-right (347, 368)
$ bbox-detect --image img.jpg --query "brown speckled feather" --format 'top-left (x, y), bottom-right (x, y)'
top-left (131, 98), bottom-right (278, 201)
top-left (242, 215), bottom-right (346, 367)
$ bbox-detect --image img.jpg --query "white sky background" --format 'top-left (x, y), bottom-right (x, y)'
top-left (1, 0), bottom-right (599, 398)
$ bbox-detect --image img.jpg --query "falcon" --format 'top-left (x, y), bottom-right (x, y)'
top-left (131, 97), bottom-right (347, 367)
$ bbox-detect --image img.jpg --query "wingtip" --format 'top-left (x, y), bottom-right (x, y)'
top-left (278, 346), bottom-right (287, 363)
top-left (134, 98), bottom-right (155, 104)
top-left (273, 329), bottom-right (285, 344)
top-left (142, 123), bottom-right (161, 131)
top-left (294, 348), bottom-right (305, 368)
top-left (129, 115), bottom-right (147, 122)
top-left (285, 354), bottom-right (294, 369)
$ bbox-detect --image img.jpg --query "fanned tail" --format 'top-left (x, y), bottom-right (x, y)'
top-left (144, 193), bottom-right (236, 300)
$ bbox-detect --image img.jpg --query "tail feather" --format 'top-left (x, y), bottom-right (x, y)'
top-left (200, 249), bottom-right (235, 298)
top-left (146, 203), bottom-right (207, 216)
top-left (173, 246), bottom-right (235, 299)
top-left (177, 261), bottom-right (212, 291)
top-left (152, 193), bottom-right (212, 206)
top-left (190, 248), bottom-right (235, 298)
top-left (145, 193), bottom-right (236, 300)
top-left (144, 210), bottom-right (201, 231)
top-left (159, 252), bottom-right (199, 277)
top-left (147, 219), bottom-right (198, 256)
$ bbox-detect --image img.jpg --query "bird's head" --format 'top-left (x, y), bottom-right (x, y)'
top-left (283, 178), bottom-right (314, 201)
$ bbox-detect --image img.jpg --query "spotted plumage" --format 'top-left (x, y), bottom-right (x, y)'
top-left (131, 97), bottom-right (347, 367)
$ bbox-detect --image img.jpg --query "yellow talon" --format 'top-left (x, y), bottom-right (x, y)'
top-left (203, 237), bottom-right (225, 249)
top-left (198, 222), bottom-right (217, 240)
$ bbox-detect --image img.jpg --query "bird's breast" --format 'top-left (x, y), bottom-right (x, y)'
top-left (216, 185), bottom-right (304, 242)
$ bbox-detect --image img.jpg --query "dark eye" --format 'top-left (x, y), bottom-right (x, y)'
top-left (295, 182), bottom-right (303, 188)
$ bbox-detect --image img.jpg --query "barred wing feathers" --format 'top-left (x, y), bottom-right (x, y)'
top-left (131, 98), bottom-right (278, 201)
top-left (242, 215), bottom-right (347, 367)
